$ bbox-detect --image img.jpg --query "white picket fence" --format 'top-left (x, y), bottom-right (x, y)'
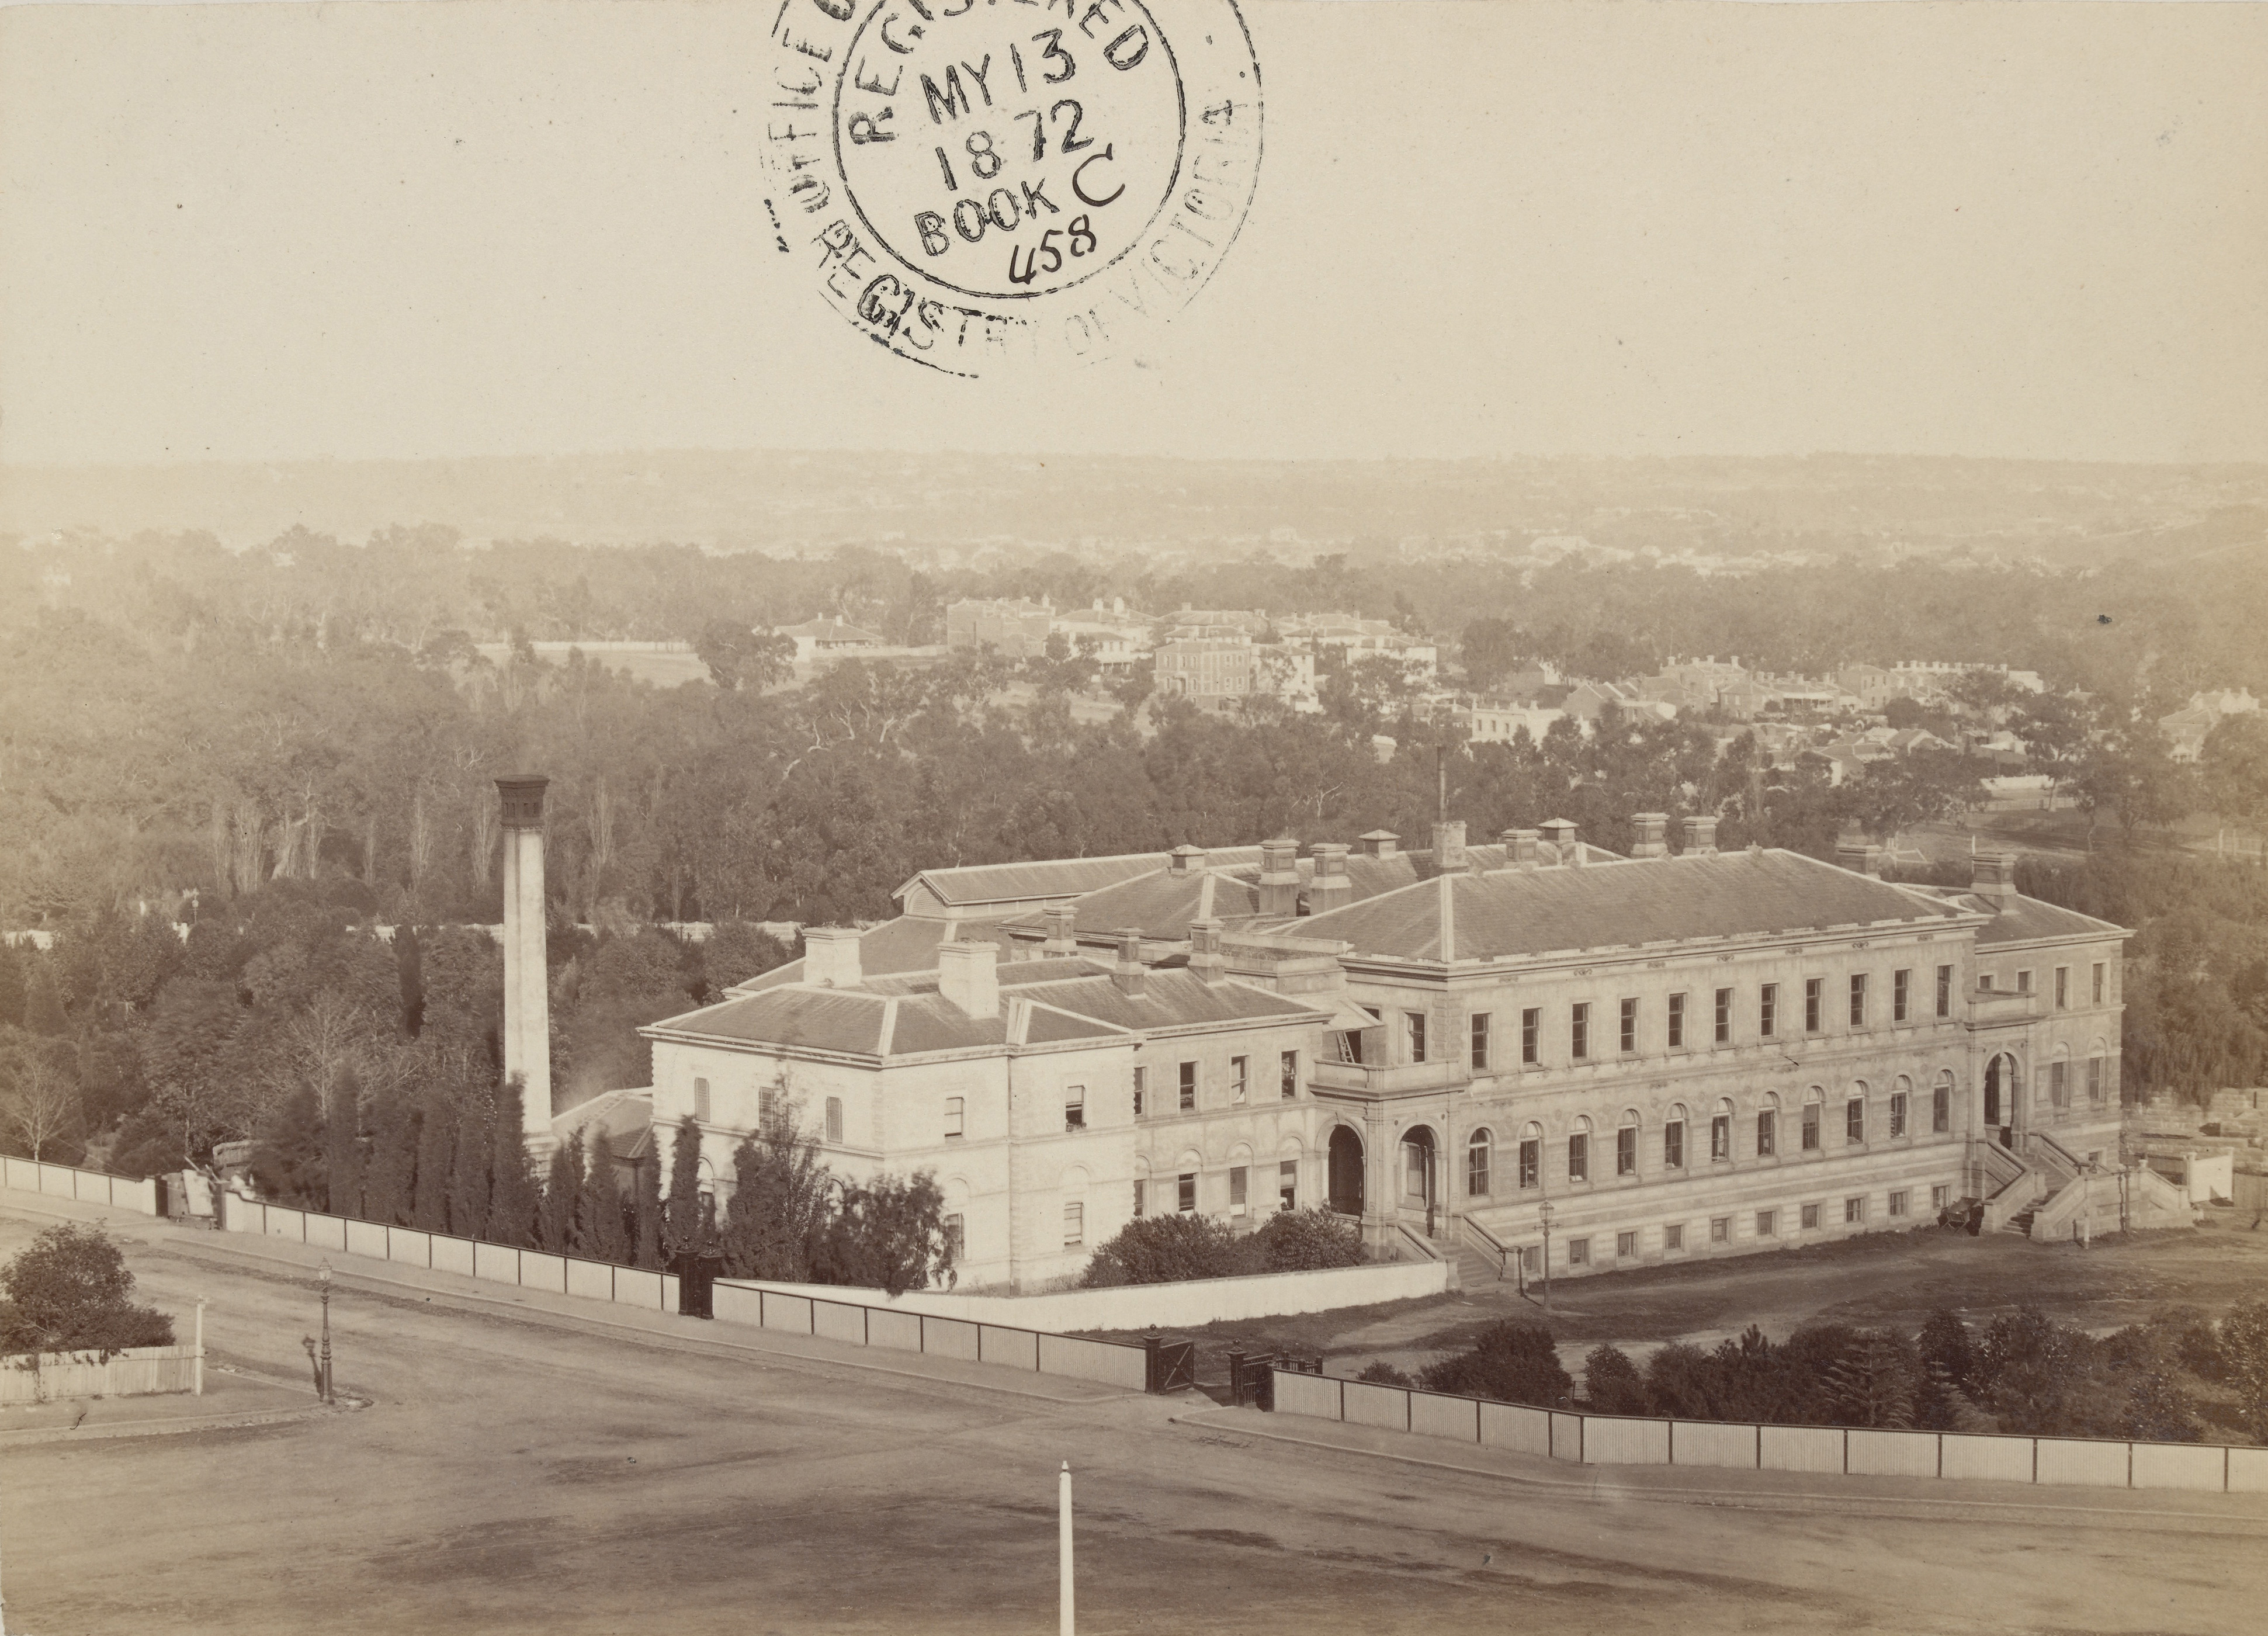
top-left (1269, 1370), bottom-right (2268, 1495)
top-left (1, 1345), bottom-right (200, 1405)
top-left (0, 1156), bottom-right (160, 1215)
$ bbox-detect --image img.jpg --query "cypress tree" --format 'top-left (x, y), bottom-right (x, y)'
top-left (664, 1113), bottom-right (703, 1259)
top-left (581, 1132), bottom-right (630, 1264)
top-left (540, 1132), bottom-right (581, 1253)
top-left (484, 1077), bottom-right (539, 1247)
top-left (363, 1079), bottom-right (418, 1226)
top-left (324, 1065), bottom-right (366, 1219)
top-left (633, 1148), bottom-right (663, 1270)
top-left (410, 1084), bottom-right (455, 1232)
top-left (445, 1074), bottom-right (493, 1239)
top-left (249, 1084), bottom-right (328, 1208)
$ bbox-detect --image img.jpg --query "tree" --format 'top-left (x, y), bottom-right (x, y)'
top-left (0, 1222), bottom-right (175, 1353)
top-left (633, 1150), bottom-right (664, 1270)
top-left (2203, 714), bottom-right (2268, 843)
top-left (1246, 1207), bottom-right (1364, 1272)
top-left (324, 1065), bottom-right (366, 1218)
top-left (663, 1112), bottom-right (706, 1259)
top-left (484, 1077), bottom-right (540, 1247)
top-left (580, 1132), bottom-right (632, 1264)
top-left (446, 1081), bottom-right (494, 1238)
top-left (695, 621), bottom-right (795, 694)
top-left (1821, 1329), bottom-right (1920, 1428)
top-left (700, 922), bottom-right (794, 996)
top-left (2222, 1297), bottom-right (2268, 1442)
top-left (1918, 1309), bottom-right (1974, 1391)
top-left (0, 1041), bottom-right (80, 1161)
top-left (718, 1090), bottom-right (835, 1282)
top-left (540, 1132), bottom-right (583, 1252)
top-left (1417, 1320), bottom-right (1572, 1408)
top-left (814, 1171), bottom-right (949, 1296)
top-left (362, 1078), bottom-right (418, 1226)
top-left (1079, 1214), bottom-right (1239, 1287)
top-left (410, 1083), bottom-right (456, 1232)
top-left (249, 1084), bottom-right (328, 1209)
top-left (1583, 1343), bottom-right (1648, 1414)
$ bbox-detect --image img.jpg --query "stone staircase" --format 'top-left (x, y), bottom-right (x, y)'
top-left (1455, 1238), bottom-right (1506, 1289)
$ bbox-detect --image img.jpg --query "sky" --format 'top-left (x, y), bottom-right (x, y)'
top-left (1, 0), bottom-right (2263, 468)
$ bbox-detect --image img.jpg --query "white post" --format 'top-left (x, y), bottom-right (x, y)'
top-left (1058, 1460), bottom-right (1074, 1636)
top-left (194, 1299), bottom-right (206, 1396)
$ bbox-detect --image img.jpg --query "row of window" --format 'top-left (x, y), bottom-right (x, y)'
top-left (1525, 1184), bottom-right (1954, 1269)
top-left (1129, 1052), bottom-right (1302, 1119)
top-left (1373, 958), bottom-right (2109, 1072)
top-left (1463, 1080), bottom-right (1956, 1196)
top-left (1983, 962), bottom-right (2110, 1010)
top-left (1130, 1161), bottom-right (1299, 1223)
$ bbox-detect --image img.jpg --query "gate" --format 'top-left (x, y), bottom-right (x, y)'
top-left (674, 1252), bottom-right (721, 1319)
top-left (1142, 1329), bottom-right (1197, 1394)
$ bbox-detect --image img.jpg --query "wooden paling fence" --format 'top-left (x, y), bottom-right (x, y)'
top-left (2, 1346), bottom-right (201, 1405)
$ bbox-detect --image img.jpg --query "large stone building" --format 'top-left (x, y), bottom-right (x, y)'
top-left (631, 820), bottom-right (2148, 1292)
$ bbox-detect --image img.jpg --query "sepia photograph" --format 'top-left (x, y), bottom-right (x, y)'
top-left (1, 1), bottom-right (2265, 1631)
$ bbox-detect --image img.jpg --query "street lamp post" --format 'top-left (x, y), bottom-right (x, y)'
top-left (318, 1261), bottom-right (333, 1405)
top-left (1538, 1201), bottom-right (1553, 1321)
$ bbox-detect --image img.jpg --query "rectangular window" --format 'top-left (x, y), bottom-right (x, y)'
top-left (944, 1214), bottom-right (965, 1263)
top-left (1568, 1237), bottom-right (1591, 1267)
top-left (2087, 1056), bottom-right (2104, 1105)
top-left (1405, 1011), bottom-right (1427, 1063)
top-left (1467, 1142), bottom-right (1490, 1197)
top-left (1177, 1173), bottom-right (1197, 1214)
top-left (1937, 964), bottom-right (1954, 1017)
top-left (1279, 1050), bottom-right (1298, 1100)
top-left (1521, 1008), bottom-right (1541, 1065)
top-left (2049, 1060), bottom-right (2068, 1110)
top-left (1568, 1132), bottom-right (1589, 1183)
top-left (693, 1077), bottom-right (711, 1122)
top-left (1846, 1097), bottom-right (1865, 1145)
top-left (1616, 1125), bottom-right (1638, 1176)
top-left (825, 1096), bottom-right (844, 1145)
top-left (1931, 1184), bottom-right (1951, 1211)
top-left (945, 1096), bottom-right (965, 1139)
top-left (1756, 1109), bottom-right (1777, 1157)
top-left (1663, 1119), bottom-right (1684, 1170)
top-left (2016, 969), bottom-right (2033, 993)
top-left (2055, 966), bottom-right (2069, 1010)
top-left (1757, 1209), bottom-right (1777, 1238)
top-left (1802, 1101), bottom-right (1821, 1152)
top-left (1760, 983), bottom-right (1778, 1038)
top-left (1805, 977), bottom-right (1823, 1034)
top-left (1230, 1056), bottom-right (1248, 1104)
top-left (1801, 1202), bottom-right (1822, 1231)
top-left (1064, 1201), bottom-right (1084, 1246)
top-left (1715, 987), bottom-right (1733, 1044)
top-left (1979, 972), bottom-right (1994, 992)
top-left (1888, 1190), bottom-right (1909, 1218)
top-left (1064, 1085), bottom-right (1086, 1131)
top-left (1470, 1013), bottom-right (1491, 1070)
top-left (1890, 1090), bottom-right (1908, 1138)
top-left (1230, 1166), bottom-right (1248, 1215)
top-left (1844, 1195), bottom-right (1865, 1225)
top-left (1617, 1231), bottom-right (1638, 1259)
top-left (1619, 997), bottom-right (1638, 1053)
top-left (1664, 1223), bottom-right (1684, 1251)
top-left (2092, 962), bottom-right (2106, 1005)
top-left (1133, 1065), bottom-right (1146, 1118)
top-left (1711, 1114), bottom-right (1731, 1161)
top-left (1279, 1160), bottom-right (1298, 1210)
top-left (1667, 992), bottom-right (1686, 1048)
top-left (1933, 1080), bottom-right (1950, 1132)
top-left (1849, 973), bottom-right (1867, 1028)
top-left (1893, 969), bottom-right (1910, 1023)
top-left (1571, 1003), bottom-right (1590, 1060)
top-left (1518, 1138), bottom-right (1539, 1189)
top-left (1178, 1062), bottom-right (1197, 1112)
top-left (1710, 1216), bottom-right (1730, 1243)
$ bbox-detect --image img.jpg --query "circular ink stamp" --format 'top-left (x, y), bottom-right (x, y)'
top-left (760, 0), bottom-right (1262, 376)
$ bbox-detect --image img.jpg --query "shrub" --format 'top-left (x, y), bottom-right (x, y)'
top-left (0, 1222), bottom-right (175, 1354)
top-left (1417, 1320), bottom-right (1571, 1408)
top-left (1355, 1360), bottom-right (1413, 1388)
top-left (1820, 1329), bottom-right (1922, 1429)
top-left (1080, 1214), bottom-right (1241, 1287)
top-left (1247, 1207), bottom-right (1364, 1272)
top-left (1583, 1343), bottom-right (1648, 1415)
top-left (1918, 1309), bottom-right (1974, 1391)
top-left (2220, 1297), bottom-right (2268, 1442)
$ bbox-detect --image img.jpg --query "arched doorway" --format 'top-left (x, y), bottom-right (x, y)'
top-left (1328, 1126), bottom-right (1365, 1215)
top-left (1400, 1125), bottom-right (1438, 1209)
top-left (1983, 1053), bottom-right (2019, 1145)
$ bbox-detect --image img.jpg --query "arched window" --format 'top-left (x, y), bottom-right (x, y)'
top-left (1890, 1075), bottom-right (1912, 1138)
top-left (1568, 1115), bottom-right (1592, 1183)
top-left (693, 1077), bottom-right (711, 1122)
top-left (1933, 1069), bottom-right (1954, 1133)
top-left (1711, 1098), bottom-right (1733, 1162)
top-left (2087, 1046), bottom-right (2108, 1107)
top-left (1617, 1109), bottom-right (1641, 1177)
top-left (825, 1096), bottom-right (844, 1145)
top-left (1846, 1081), bottom-right (1867, 1146)
top-left (1467, 1129), bottom-right (1492, 1197)
top-left (2048, 1047), bottom-right (2071, 1112)
top-left (1663, 1104), bottom-right (1687, 1169)
top-left (1517, 1122), bottom-right (1542, 1189)
top-left (1802, 1087), bottom-right (1825, 1152)
top-left (1757, 1092), bottom-right (1780, 1157)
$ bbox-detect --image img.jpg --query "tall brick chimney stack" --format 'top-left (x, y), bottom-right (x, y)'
top-left (1503, 828), bottom-right (1541, 869)
top-left (1041, 902), bottom-right (1078, 958)
top-left (1111, 928), bottom-right (1147, 997)
top-left (1430, 820), bottom-right (1468, 874)
top-left (1631, 813), bottom-right (1670, 859)
top-left (1257, 838), bottom-right (1302, 917)
top-left (1682, 815), bottom-right (1718, 856)
top-left (495, 775), bottom-right (553, 1152)
top-left (1971, 851), bottom-right (2019, 905)
top-left (1307, 843), bottom-right (1352, 911)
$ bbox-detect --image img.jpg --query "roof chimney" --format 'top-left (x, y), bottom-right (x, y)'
top-left (1308, 843), bottom-right (1352, 910)
top-left (1188, 918), bottom-right (1228, 985)
top-left (1682, 815), bottom-right (1718, 856)
top-left (1631, 813), bottom-right (1669, 859)
top-left (1836, 841), bottom-right (1885, 879)
top-left (1167, 843), bottom-right (1208, 876)
top-left (937, 938), bottom-right (1000, 1018)
top-left (1971, 851), bottom-right (2018, 905)
top-left (1358, 829), bottom-right (1400, 859)
top-left (1538, 819), bottom-right (1578, 862)
top-left (1041, 901), bottom-right (1078, 958)
top-left (1504, 828), bottom-right (1541, 869)
top-left (802, 926), bottom-right (863, 989)
top-left (1111, 928), bottom-right (1147, 997)
top-left (1431, 820), bottom-right (1468, 874)
top-left (1258, 837), bottom-right (1301, 916)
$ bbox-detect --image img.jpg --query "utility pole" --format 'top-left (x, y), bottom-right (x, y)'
top-left (1539, 1199), bottom-right (1555, 1320)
